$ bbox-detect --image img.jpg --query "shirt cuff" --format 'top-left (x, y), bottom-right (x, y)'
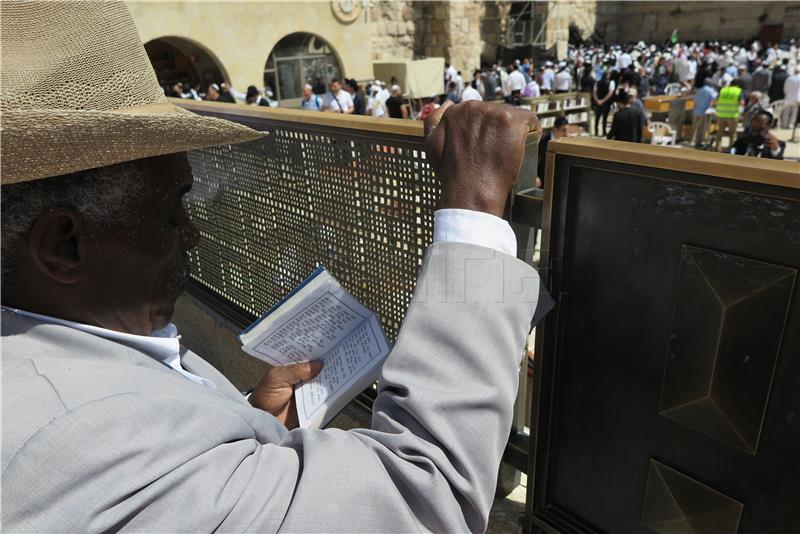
top-left (434, 209), bottom-right (517, 256)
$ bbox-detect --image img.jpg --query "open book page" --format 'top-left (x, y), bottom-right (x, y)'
top-left (295, 314), bottom-right (390, 429)
top-left (239, 269), bottom-right (372, 366)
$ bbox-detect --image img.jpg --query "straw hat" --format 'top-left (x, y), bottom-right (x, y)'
top-left (1, 1), bottom-right (265, 185)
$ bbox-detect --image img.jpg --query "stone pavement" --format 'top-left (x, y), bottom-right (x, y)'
top-left (486, 475), bottom-right (526, 534)
top-left (589, 113), bottom-right (799, 160)
top-left (672, 124), bottom-right (799, 160)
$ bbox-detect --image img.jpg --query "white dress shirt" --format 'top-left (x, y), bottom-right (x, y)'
top-left (323, 89), bottom-right (354, 113)
top-left (1, 306), bottom-right (218, 389)
top-left (554, 70), bottom-right (572, 92)
top-left (434, 209), bottom-right (516, 256)
top-left (508, 70), bottom-right (526, 92)
top-left (784, 74), bottom-right (800, 104)
top-left (460, 86), bottom-right (483, 102)
top-left (500, 69), bottom-right (510, 96)
top-left (3, 209), bottom-right (518, 390)
top-left (542, 69), bottom-right (555, 91)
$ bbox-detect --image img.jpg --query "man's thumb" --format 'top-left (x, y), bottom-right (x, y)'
top-left (284, 360), bottom-right (323, 384)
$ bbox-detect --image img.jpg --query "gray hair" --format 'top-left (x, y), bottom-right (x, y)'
top-left (1, 161), bottom-right (146, 280)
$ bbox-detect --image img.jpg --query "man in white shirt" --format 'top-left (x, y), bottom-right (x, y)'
top-left (542, 61), bottom-right (555, 93)
top-left (616, 49), bottom-right (632, 71)
top-left (766, 45), bottom-right (778, 67)
top-left (366, 84), bottom-right (385, 117)
top-left (499, 64), bottom-right (510, 97)
top-left (454, 70), bottom-right (465, 98)
top-left (508, 67), bottom-right (526, 93)
top-left (376, 80), bottom-right (391, 105)
top-left (445, 62), bottom-right (457, 88)
top-left (323, 78), bottom-right (354, 113)
top-left (554, 62), bottom-right (572, 93)
top-left (460, 81), bottom-right (483, 102)
top-left (782, 66), bottom-right (800, 132)
top-left (507, 65), bottom-right (526, 104)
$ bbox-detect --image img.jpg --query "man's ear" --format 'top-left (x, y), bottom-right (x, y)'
top-left (27, 208), bottom-right (83, 284)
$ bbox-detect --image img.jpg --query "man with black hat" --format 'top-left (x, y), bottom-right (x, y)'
top-left (345, 78), bottom-right (366, 115)
top-left (606, 90), bottom-right (646, 143)
top-left (245, 85), bottom-right (270, 107)
top-left (731, 111), bottom-right (785, 159)
top-left (769, 61), bottom-right (789, 103)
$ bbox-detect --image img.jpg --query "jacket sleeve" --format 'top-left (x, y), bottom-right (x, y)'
top-left (2, 242), bottom-right (540, 534)
top-left (279, 242), bottom-right (541, 532)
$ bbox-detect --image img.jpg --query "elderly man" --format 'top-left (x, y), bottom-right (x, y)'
top-left (2, 3), bottom-right (546, 533)
top-left (731, 111), bottom-right (785, 159)
top-left (300, 83), bottom-right (323, 111)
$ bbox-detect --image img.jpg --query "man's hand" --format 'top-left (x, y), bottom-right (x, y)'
top-left (424, 100), bottom-right (539, 217)
top-left (249, 361), bottom-right (323, 429)
top-left (765, 132), bottom-right (780, 152)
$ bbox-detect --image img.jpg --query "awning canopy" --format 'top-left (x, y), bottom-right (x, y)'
top-left (372, 58), bottom-right (445, 98)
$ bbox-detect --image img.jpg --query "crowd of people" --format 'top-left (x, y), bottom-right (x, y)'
top-left (165, 76), bottom-right (414, 119)
top-left (163, 37), bottom-right (798, 158)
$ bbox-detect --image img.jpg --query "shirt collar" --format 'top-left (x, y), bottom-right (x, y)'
top-left (2, 306), bottom-right (218, 390)
top-left (3, 305), bottom-right (182, 365)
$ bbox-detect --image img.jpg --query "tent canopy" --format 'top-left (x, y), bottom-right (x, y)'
top-left (373, 58), bottom-right (445, 98)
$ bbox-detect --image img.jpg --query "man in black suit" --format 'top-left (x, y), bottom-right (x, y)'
top-left (769, 62), bottom-right (789, 103)
top-left (536, 116), bottom-right (568, 188)
top-left (607, 91), bottom-right (646, 143)
top-left (246, 85), bottom-right (270, 107)
top-left (732, 111), bottom-right (785, 159)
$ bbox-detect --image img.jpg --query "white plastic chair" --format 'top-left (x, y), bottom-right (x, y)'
top-left (665, 83), bottom-right (684, 96)
top-left (648, 121), bottom-right (677, 146)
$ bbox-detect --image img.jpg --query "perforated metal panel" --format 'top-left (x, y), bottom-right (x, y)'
top-left (185, 119), bottom-right (436, 341)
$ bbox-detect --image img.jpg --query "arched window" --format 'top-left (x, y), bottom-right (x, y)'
top-left (144, 37), bottom-right (228, 93)
top-left (264, 33), bottom-right (342, 105)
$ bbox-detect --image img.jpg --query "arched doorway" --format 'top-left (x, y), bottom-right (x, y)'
top-left (144, 37), bottom-right (228, 94)
top-left (264, 33), bottom-right (342, 106)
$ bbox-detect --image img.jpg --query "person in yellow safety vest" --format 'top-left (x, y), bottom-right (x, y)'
top-left (714, 79), bottom-right (745, 152)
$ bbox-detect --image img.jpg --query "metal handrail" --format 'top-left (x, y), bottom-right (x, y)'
top-left (171, 98), bottom-right (424, 137)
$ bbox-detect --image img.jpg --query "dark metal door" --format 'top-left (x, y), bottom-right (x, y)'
top-left (528, 153), bottom-right (800, 533)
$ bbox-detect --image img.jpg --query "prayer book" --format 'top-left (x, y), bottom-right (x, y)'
top-left (239, 268), bottom-right (390, 429)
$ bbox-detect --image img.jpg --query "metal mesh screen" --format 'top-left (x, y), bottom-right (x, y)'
top-left (185, 120), bottom-right (436, 341)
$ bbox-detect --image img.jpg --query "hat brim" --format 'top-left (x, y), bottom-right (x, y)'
top-left (1, 102), bottom-right (265, 185)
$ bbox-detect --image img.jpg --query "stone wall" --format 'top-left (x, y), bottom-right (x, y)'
top-left (593, 1), bottom-right (798, 43)
top-left (446, 1), bottom-right (486, 71)
top-left (369, 0), bottom-right (418, 62)
top-left (556, 0), bottom-right (598, 42)
top-left (479, 1), bottom-right (506, 65)
top-left (128, 1), bottom-right (376, 88)
top-left (368, 1), bottom-right (485, 74)
top-left (539, 0), bottom-right (793, 58)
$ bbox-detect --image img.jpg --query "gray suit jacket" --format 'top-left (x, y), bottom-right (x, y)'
top-left (2, 242), bottom-right (540, 533)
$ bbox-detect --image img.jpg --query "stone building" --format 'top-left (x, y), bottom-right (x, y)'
top-left (129, 1), bottom-right (796, 104)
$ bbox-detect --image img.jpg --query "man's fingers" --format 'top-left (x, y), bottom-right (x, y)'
top-left (292, 360), bottom-right (323, 383)
top-left (269, 360), bottom-right (324, 386)
top-left (424, 100), bottom-right (453, 138)
top-left (523, 109), bottom-right (541, 135)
